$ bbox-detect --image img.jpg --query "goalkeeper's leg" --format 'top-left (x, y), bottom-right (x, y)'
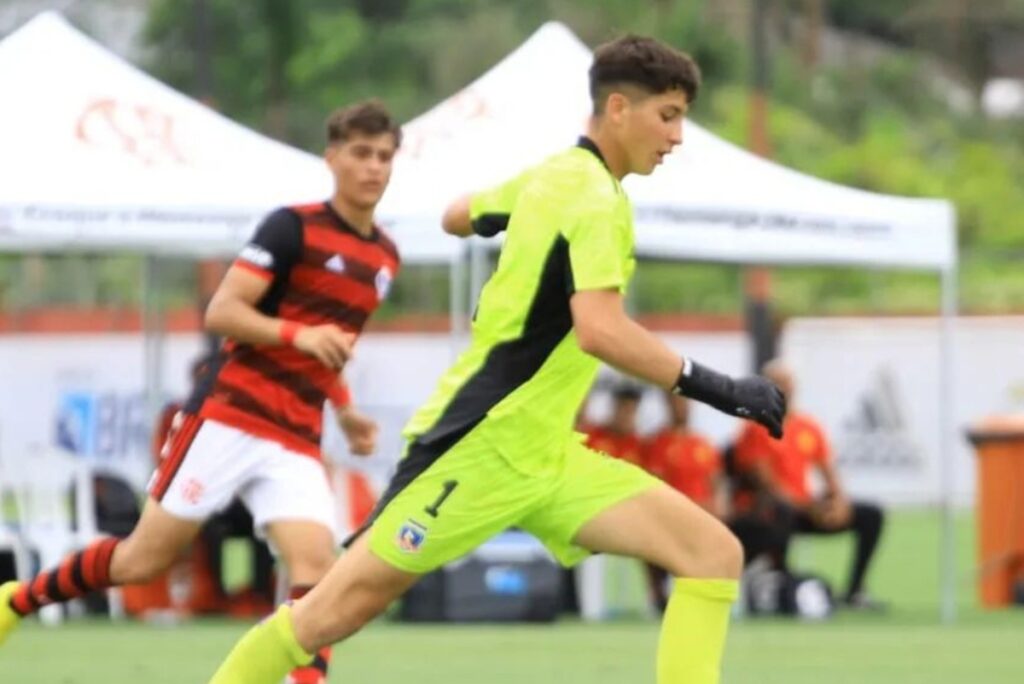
top-left (574, 484), bottom-right (742, 684)
top-left (207, 534), bottom-right (417, 684)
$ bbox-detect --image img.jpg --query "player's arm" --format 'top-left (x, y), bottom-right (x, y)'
top-left (750, 456), bottom-right (801, 509)
top-left (326, 376), bottom-right (378, 456)
top-left (813, 456), bottom-right (852, 526)
top-left (711, 474), bottom-right (731, 520)
top-left (441, 195), bottom-right (474, 237)
top-left (204, 209), bottom-right (353, 369)
top-left (571, 290), bottom-right (785, 437)
top-left (817, 458), bottom-right (846, 501)
top-left (441, 168), bottom-right (533, 238)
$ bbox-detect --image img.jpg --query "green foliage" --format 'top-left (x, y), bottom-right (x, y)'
top-left (29, 0), bottom-right (1016, 318)
top-left (631, 261), bottom-right (742, 315)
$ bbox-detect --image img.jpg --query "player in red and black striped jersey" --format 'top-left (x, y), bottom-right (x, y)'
top-left (191, 197), bottom-right (399, 460)
top-left (0, 100), bottom-right (402, 684)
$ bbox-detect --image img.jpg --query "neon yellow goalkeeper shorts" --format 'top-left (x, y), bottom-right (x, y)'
top-left (365, 422), bottom-right (660, 574)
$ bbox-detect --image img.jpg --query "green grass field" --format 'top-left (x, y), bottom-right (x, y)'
top-left (3, 509), bottom-right (1023, 683)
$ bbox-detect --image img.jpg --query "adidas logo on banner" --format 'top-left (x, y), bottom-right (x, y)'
top-left (837, 367), bottom-right (923, 470)
top-left (325, 254), bottom-right (346, 273)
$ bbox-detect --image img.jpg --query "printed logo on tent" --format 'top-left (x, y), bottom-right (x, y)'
top-left (399, 90), bottom-right (491, 160)
top-left (76, 98), bottom-right (189, 166)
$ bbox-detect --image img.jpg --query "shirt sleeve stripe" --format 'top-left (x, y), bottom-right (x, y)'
top-left (233, 259), bottom-right (273, 280)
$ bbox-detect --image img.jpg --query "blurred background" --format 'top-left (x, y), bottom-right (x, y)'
top-left (0, 1), bottom-right (1022, 682)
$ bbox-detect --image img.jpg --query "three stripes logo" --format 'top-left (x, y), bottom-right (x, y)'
top-left (836, 368), bottom-right (923, 470)
top-left (324, 254), bottom-right (346, 274)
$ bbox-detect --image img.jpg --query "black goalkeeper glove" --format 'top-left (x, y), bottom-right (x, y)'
top-left (672, 359), bottom-right (786, 438)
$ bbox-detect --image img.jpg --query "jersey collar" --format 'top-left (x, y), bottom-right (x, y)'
top-left (323, 201), bottom-right (380, 242)
top-left (576, 136), bottom-right (611, 171)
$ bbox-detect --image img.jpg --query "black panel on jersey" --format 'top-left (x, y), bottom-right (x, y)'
top-left (576, 136), bottom-right (608, 168)
top-left (342, 421), bottom-right (476, 548)
top-left (472, 213), bottom-right (510, 237)
top-left (345, 238), bottom-right (576, 545)
top-left (247, 207), bottom-right (303, 316)
top-left (417, 234), bottom-right (575, 447)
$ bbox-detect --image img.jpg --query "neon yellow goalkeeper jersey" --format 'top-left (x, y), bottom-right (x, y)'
top-left (403, 138), bottom-right (636, 470)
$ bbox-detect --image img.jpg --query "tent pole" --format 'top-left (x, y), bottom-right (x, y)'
top-left (449, 247), bottom-right (469, 360)
top-left (142, 256), bottom-right (165, 438)
top-left (468, 238), bottom-right (487, 320)
top-left (939, 265), bottom-right (958, 624)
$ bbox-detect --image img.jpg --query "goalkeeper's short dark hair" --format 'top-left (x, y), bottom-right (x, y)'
top-left (589, 35), bottom-right (701, 114)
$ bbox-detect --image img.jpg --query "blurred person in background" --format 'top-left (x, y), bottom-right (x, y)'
top-left (733, 359), bottom-right (886, 611)
top-left (0, 100), bottom-right (402, 684)
top-left (585, 382), bottom-right (646, 466)
top-left (646, 392), bottom-right (793, 595)
top-left (643, 392), bottom-right (727, 611)
top-left (207, 35), bottom-right (785, 684)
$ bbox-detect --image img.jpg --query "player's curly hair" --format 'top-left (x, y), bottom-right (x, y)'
top-left (326, 99), bottom-right (403, 147)
top-left (589, 35), bottom-right (701, 113)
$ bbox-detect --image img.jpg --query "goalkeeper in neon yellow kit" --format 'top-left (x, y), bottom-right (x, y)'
top-left (205, 34), bottom-right (785, 684)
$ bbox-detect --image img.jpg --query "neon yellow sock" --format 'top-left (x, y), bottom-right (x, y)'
top-left (656, 578), bottom-right (739, 684)
top-left (208, 604), bottom-right (313, 684)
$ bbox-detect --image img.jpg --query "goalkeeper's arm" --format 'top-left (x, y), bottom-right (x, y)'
top-left (571, 288), bottom-right (785, 437)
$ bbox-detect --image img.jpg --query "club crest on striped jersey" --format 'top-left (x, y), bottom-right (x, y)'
top-left (324, 253), bottom-right (346, 274)
top-left (396, 519), bottom-right (427, 553)
top-left (375, 266), bottom-right (394, 299)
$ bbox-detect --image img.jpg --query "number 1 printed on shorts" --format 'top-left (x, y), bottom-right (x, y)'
top-left (424, 480), bottom-right (458, 518)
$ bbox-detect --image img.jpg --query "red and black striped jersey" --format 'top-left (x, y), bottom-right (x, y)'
top-left (186, 202), bottom-right (401, 458)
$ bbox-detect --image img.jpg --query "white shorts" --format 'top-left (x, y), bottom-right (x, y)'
top-left (148, 415), bottom-right (338, 543)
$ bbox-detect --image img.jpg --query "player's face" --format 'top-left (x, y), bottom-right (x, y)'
top-left (325, 132), bottom-right (397, 210)
top-left (620, 89), bottom-right (688, 176)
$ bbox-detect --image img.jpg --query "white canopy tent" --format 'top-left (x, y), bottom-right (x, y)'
top-left (0, 11), bottom-right (453, 264)
top-left (381, 22), bottom-right (955, 270)
top-left (383, 22), bottom-right (959, 621)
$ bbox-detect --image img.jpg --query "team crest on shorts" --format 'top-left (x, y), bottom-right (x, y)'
top-left (396, 519), bottom-right (428, 553)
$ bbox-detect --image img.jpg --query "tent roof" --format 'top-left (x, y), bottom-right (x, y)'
top-left (1, 15), bottom-right (956, 270)
top-left (0, 12), bottom-right (448, 263)
top-left (380, 22), bottom-right (956, 271)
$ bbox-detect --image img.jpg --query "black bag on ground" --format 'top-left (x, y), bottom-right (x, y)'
top-left (745, 567), bottom-right (834, 620)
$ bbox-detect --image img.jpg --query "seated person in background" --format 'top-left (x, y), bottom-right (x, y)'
top-left (584, 382), bottom-right (645, 466)
top-left (643, 392), bottom-right (727, 611)
top-left (734, 359), bottom-right (886, 610)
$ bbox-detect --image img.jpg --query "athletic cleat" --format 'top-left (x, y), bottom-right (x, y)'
top-left (0, 581), bottom-right (23, 646)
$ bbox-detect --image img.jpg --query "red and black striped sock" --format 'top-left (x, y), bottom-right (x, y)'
top-left (287, 585), bottom-right (331, 683)
top-left (8, 538), bottom-right (121, 616)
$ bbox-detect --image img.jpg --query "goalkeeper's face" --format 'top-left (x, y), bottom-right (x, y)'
top-left (619, 88), bottom-right (688, 176)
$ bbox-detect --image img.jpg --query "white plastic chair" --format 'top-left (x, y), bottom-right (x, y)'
top-left (0, 456), bottom-right (33, 584)
top-left (9, 443), bottom-right (124, 624)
